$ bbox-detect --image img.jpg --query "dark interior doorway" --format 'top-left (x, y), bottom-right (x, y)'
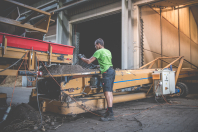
top-left (74, 13), bottom-right (121, 69)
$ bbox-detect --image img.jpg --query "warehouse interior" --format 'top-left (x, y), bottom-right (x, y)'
top-left (0, 0), bottom-right (198, 132)
top-left (76, 13), bottom-right (121, 68)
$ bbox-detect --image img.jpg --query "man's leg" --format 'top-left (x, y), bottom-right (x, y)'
top-left (100, 91), bottom-right (114, 121)
top-left (104, 91), bottom-right (113, 113)
top-left (104, 91), bottom-right (113, 106)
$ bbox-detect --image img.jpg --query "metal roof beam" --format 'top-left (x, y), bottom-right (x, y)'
top-left (133, 0), bottom-right (164, 6)
top-left (4, 0), bottom-right (51, 16)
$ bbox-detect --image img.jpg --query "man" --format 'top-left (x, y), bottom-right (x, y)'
top-left (78, 38), bottom-right (115, 121)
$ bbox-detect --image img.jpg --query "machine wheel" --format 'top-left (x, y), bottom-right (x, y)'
top-left (176, 82), bottom-right (189, 97)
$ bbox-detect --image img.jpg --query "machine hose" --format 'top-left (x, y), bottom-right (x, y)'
top-left (0, 106), bottom-right (11, 124)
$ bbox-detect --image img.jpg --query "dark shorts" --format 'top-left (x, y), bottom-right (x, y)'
top-left (102, 67), bottom-right (115, 92)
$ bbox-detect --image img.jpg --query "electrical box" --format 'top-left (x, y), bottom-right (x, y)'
top-left (153, 69), bottom-right (175, 96)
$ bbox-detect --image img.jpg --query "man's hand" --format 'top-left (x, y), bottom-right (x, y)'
top-left (78, 54), bottom-right (84, 59)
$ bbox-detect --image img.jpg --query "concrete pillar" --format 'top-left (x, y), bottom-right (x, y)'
top-left (122, 0), bottom-right (134, 69)
top-left (122, 0), bottom-right (128, 69)
top-left (56, 1), bottom-right (70, 45)
top-left (127, 0), bottom-right (134, 69)
top-left (133, 5), bottom-right (141, 69)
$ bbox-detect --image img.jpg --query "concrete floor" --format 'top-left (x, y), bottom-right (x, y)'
top-left (0, 87), bottom-right (33, 105)
top-left (1, 86), bottom-right (198, 132)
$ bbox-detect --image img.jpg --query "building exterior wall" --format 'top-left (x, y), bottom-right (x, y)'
top-left (141, 6), bottom-right (161, 68)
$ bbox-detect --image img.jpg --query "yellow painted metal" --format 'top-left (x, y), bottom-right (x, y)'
top-left (113, 93), bottom-right (146, 103)
top-left (152, 73), bottom-right (160, 80)
top-left (163, 56), bottom-right (183, 69)
top-left (0, 65), bottom-right (13, 69)
top-left (0, 93), bottom-right (7, 99)
top-left (30, 96), bottom-right (106, 115)
top-left (43, 67), bottom-right (198, 97)
top-left (0, 47), bottom-right (73, 64)
top-left (29, 56), bottom-right (198, 115)
top-left (53, 69), bottom-right (153, 96)
top-left (158, 59), bottom-right (161, 68)
top-left (0, 47), bottom-right (73, 76)
top-left (175, 58), bottom-right (183, 84)
top-left (48, 45), bottom-right (52, 65)
top-left (148, 61), bottom-right (156, 69)
top-left (28, 51), bottom-right (35, 70)
top-left (30, 92), bottom-right (147, 115)
top-left (3, 37), bottom-right (7, 55)
top-left (93, 91), bottom-right (131, 97)
top-left (113, 69), bottom-right (153, 90)
top-left (34, 16), bottom-right (52, 32)
top-left (30, 89), bottom-right (37, 97)
top-left (140, 58), bottom-right (159, 69)
top-left (0, 69), bottom-right (18, 75)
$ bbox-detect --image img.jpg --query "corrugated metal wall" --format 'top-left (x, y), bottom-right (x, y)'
top-left (141, 5), bottom-right (198, 68)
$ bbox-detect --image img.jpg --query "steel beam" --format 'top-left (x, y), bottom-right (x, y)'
top-left (5, 0), bottom-right (51, 16)
top-left (69, 1), bottom-right (121, 23)
top-left (133, 0), bottom-right (164, 6)
top-left (20, 0), bottom-right (57, 16)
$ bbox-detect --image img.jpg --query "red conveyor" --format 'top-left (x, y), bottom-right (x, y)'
top-left (0, 32), bottom-right (74, 55)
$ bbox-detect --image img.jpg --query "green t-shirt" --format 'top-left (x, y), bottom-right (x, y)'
top-left (93, 48), bottom-right (113, 74)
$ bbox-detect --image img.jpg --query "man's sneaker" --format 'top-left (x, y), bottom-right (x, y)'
top-left (100, 111), bottom-right (114, 121)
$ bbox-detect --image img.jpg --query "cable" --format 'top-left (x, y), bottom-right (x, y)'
top-left (37, 54), bottom-right (102, 117)
top-left (0, 52), bottom-right (26, 73)
top-left (34, 53), bottom-right (43, 131)
top-left (10, 52), bottom-right (28, 106)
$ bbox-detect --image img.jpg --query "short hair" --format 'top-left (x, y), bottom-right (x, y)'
top-left (95, 38), bottom-right (104, 46)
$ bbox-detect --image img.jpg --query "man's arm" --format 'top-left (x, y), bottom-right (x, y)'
top-left (81, 56), bottom-right (96, 64)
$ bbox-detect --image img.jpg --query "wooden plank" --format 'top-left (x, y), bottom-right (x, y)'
top-left (175, 58), bottom-right (183, 84)
top-left (160, 56), bottom-right (181, 59)
top-left (33, 15), bottom-right (51, 32)
top-left (148, 61), bottom-right (156, 69)
top-left (46, 16), bottom-right (51, 32)
top-left (0, 69), bottom-right (18, 76)
top-left (140, 58), bottom-right (159, 69)
top-left (5, 0), bottom-right (51, 16)
top-left (0, 16), bottom-right (47, 33)
top-left (0, 47), bottom-right (73, 64)
top-left (158, 59), bottom-right (160, 68)
top-left (163, 56), bottom-right (183, 69)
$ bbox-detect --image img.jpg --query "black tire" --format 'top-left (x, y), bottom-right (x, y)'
top-left (176, 82), bottom-right (189, 97)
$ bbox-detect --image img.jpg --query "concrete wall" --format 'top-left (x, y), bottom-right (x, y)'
top-left (141, 5), bottom-right (198, 68)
